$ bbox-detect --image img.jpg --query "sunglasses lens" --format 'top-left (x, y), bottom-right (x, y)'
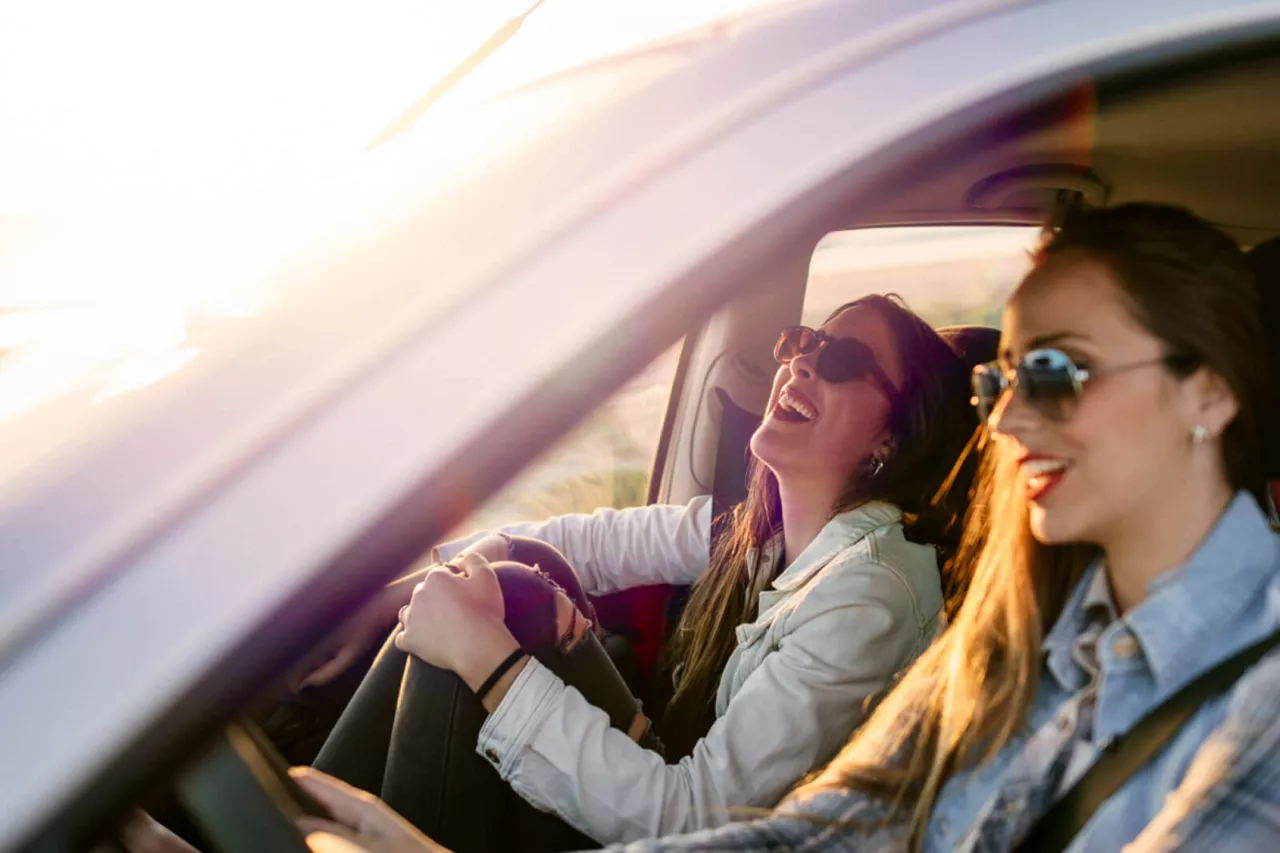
top-left (816, 337), bottom-right (873, 383)
top-left (971, 363), bottom-right (1006, 422)
top-left (1019, 349), bottom-right (1080, 419)
top-left (775, 326), bottom-right (816, 364)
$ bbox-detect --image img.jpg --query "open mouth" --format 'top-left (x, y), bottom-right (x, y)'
top-left (772, 387), bottom-right (818, 423)
top-left (1022, 457), bottom-right (1069, 501)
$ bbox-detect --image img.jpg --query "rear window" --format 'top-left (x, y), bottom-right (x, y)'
top-left (803, 226), bottom-right (1042, 329)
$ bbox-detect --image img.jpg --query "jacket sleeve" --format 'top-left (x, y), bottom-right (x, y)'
top-left (474, 560), bottom-right (925, 843)
top-left (434, 496), bottom-right (712, 595)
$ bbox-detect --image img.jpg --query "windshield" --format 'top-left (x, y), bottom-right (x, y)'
top-left (0, 0), bottom-right (788, 430)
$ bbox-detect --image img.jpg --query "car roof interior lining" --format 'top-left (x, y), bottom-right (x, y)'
top-left (829, 46), bottom-right (1280, 243)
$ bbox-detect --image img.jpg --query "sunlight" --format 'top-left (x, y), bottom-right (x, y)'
top-left (0, 0), bottom-right (786, 420)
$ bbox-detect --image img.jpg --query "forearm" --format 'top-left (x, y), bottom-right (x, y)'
top-left (482, 597), bottom-right (918, 843)
top-left (434, 499), bottom-right (713, 595)
top-left (479, 665), bottom-right (726, 841)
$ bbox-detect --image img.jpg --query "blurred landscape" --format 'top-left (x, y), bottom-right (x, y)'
top-left (803, 225), bottom-right (1039, 328)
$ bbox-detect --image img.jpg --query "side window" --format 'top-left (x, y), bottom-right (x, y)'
top-left (455, 343), bottom-right (683, 532)
top-left (803, 226), bottom-right (1043, 328)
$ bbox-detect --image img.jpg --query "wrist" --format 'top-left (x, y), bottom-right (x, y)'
top-left (456, 624), bottom-right (521, 692)
top-left (479, 654), bottom-right (529, 713)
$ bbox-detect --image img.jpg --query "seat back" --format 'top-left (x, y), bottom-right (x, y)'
top-left (1246, 239), bottom-right (1280, 512)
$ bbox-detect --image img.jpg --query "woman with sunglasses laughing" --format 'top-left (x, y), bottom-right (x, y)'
top-left (282, 294), bottom-right (982, 851)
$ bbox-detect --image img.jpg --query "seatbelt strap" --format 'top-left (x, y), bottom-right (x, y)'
top-left (1016, 625), bottom-right (1280, 852)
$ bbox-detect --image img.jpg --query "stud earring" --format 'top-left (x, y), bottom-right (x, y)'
top-left (1192, 424), bottom-right (1207, 444)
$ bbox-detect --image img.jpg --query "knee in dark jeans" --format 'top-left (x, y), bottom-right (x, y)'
top-left (492, 561), bottom-right (588, 652)
top-left (500, 537), bottom-right (598, 630)
top-left (492, 559), bottom-right (663, 757)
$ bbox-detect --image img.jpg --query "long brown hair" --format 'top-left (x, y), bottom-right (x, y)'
top-left (661, 294), bottom-right (981, 757)
top-left (799, 204), bottom-right (1268, 850)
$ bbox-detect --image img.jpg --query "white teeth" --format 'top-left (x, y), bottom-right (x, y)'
top-left (779, 389), bottom-right (817, 421)
top-left (1022, 458), bottom-right (1067, 476)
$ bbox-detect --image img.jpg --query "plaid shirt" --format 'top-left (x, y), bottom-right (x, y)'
top-left (601, 494), bottom-right (1280, 852)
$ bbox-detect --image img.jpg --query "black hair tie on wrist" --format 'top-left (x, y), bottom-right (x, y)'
top-left (475, 649), bottom-right (528, 704)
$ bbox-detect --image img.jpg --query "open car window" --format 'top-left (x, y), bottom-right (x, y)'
top-left (452, 342), bottom-right (682, 534)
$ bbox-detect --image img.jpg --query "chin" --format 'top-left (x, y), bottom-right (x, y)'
top-left (748, 425), bottom-right (781, 466)
top-left (1027, 504), bottom-right (1088, 546)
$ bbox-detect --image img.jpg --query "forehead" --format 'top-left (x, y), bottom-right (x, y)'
top-left (822, 303), bottom-right (905, 386)
top-left (1002, 251), bottom-right (1154, 358)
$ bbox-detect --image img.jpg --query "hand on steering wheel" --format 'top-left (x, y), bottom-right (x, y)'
top-left (291, 768), bottom-right (451, 853)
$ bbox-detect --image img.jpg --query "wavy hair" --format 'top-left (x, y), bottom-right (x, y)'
top-left (661, 294), bottom-right (980, 757)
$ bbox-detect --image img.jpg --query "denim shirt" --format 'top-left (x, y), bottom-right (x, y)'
top-left (605, 492), bottom-right (1280, 853)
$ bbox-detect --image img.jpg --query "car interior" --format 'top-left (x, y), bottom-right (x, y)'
top-left (43, 29), bottom-right (1280, 853)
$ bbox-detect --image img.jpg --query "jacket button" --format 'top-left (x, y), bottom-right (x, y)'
top-left (1113, 635), bottom-right (1139, 658)
top-left (485, 748), bottom-right (499, 763)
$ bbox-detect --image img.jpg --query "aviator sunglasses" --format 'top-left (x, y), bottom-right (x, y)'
top-left (774, 325), bottom-right (900, 403)
top-left (971, 347), bottom-right (1188, 424)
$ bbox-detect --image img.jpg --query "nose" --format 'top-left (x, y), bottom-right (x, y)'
top-left (788, 346), bottom-right (819, 380)
top-left (989, 382), bottom-right (1039, 439)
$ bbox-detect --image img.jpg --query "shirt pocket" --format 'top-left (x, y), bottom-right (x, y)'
top-left (726, 619), bottom-right (777, 698)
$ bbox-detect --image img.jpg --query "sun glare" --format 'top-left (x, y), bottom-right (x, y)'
top-left (0, 0), bottom-right (785, 420)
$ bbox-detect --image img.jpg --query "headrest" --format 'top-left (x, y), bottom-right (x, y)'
top-left (1246, 239), bottom-right (1280, 482)
top-left (937, 325), bottom-right (1001, 372)
top-left (1247, 238), bottom-right (1280, 329)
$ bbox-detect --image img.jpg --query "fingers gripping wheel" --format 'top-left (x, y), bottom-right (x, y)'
top-left (176, 720), bottom-right (326, 852)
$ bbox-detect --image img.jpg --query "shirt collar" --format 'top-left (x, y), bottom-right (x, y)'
top-left (1044, 560), bottom-right (1110, 691)
top-left (1044, 492), bottom-right (1280, 690)
top-left (770, 500), bottom-right (903, 592)
top-left (1078, 567), bottom-right (1116, 621)
top-left (1126, 492), bottom-right (1280, 685)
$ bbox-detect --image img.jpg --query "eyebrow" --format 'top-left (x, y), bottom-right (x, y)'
top-left (998, 332), bottom-right (1089, 360)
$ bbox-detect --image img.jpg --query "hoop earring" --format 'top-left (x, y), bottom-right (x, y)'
top-left (865, 456), bottom-right (884, 478)
top-left (1192, 424), bottom-right (1207, 445)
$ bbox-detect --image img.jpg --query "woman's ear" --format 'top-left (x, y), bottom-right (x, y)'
top-left (868, 439), bottom-right (895, 470)
top-left (1181, 366), bottom-right (1239, 440)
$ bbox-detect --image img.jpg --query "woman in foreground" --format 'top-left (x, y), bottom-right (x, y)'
top-left (288, 204), bottom-right (1280, 852)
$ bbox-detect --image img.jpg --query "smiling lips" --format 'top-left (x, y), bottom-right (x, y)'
top-left (1021, 456), bottom-right (1069, 501)
top-left (772, 386), bottom-right (819, 424)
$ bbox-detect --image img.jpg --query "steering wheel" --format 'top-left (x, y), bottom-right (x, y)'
top-left (175, 720), bottom-right (326, 853)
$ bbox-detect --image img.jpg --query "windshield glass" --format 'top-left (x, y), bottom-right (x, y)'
top-left (0, 0), bottom-right (788, 429)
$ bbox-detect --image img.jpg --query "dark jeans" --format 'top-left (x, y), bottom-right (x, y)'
top-left (313, 538), bottom-right (663, 853)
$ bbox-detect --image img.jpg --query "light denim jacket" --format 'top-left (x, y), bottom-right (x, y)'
top-left (437, 495), bottom-right (941, 843)
top-left (603, 492), bottom-right (1280, 852)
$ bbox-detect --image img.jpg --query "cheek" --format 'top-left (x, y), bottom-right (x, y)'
top-left (1045, 380), bottom-right (1184, 538)
top-left (1070, 380), bottom-right (1179, 478)
top-left (815, 391), bottom-right (887, 460)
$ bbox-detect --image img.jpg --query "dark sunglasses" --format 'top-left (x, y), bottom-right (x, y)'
top-left (971, 347), bottom-right (1185, 424)
top-left (774, 326), bottom-right (900, 402)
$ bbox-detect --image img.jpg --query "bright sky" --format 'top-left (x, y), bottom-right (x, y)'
top-left (0, 0), bottom-right (784, 418)
top-left (0, 0), bottom-right (783, 215)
